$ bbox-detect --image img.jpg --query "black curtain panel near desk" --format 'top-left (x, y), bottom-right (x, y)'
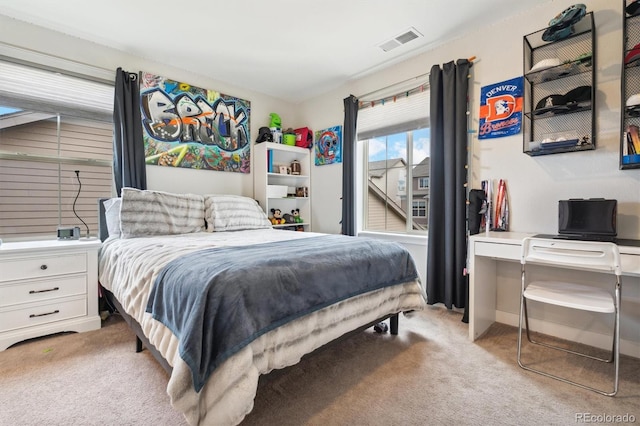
top-left (427, 59), bottom-right (471, 319)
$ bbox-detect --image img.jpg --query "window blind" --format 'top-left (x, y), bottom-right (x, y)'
top-left (0, 59), bottom-right (114, 121)
top-left (357, 88), bottom-right (429, 140)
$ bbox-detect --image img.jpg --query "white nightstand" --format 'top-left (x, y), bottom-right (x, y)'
top-left (0, 239), bottom-right (102, 351)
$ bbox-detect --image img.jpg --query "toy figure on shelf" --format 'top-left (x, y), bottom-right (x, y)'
top-left (270, 208), bottom-right (286, 225)
top-left (291, 209), bottom-right (303, 223)
top-left (269, 113), bottom-right (281, 129)
top-left (269, 113), bottom-right (282, 143)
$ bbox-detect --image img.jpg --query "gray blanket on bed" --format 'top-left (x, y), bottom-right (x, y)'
top-left (145, 234), bottom-right (419, 392)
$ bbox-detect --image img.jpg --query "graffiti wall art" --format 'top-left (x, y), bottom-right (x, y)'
top-left (314, 125), bottom-right (342, 166)
top-left (140, 72), bottom-right (251, 173)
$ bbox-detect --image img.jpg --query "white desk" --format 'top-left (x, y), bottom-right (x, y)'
top-left (468, 232), bottom-right (640, 355)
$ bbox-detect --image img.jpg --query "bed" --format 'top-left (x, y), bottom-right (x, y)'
top-left (97, 188), bottom-right (426, 425)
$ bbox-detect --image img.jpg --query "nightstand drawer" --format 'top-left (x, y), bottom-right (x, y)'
top-left (0, 275), bottom-right (87, 307)
top-left (0, 253), bottom-right (87, 283)
top-left (0, 296), bottom-right (87, 333)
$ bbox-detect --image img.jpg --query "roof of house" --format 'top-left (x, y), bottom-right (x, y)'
top-left (412, 157), bottom-right (430, 177)
top-left (368, 158), bottom-right (406, 178)
top-left (367, 181), bottom-right (426, 231)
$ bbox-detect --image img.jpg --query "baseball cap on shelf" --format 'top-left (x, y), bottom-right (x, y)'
top-left (625, 43), bottom-right (640, 64)
top-left (529, 58), bottom-right (561, 73)
top-left (548, 3), bottom-right (587, 27)
top-left (627, 93), bottom-right (640, 107)
top-left (626, 93), bottom-right (640, 116)
top-left (627, 0), bottom-right (640, 16)
top-left (564, 85), bottom-right (591, 108)
top-left (542, 3), bottom-right (587, 42)
top-left (534, 94), bottom-right (567, 115)
top-left (542, 25), bottom-right (574, 42)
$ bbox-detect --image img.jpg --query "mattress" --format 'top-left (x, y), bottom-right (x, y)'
top-left (98, 229), bottom-right (426, 425)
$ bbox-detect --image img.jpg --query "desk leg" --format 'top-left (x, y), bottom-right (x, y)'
top-left (469, 251), bottom-right (498, 341)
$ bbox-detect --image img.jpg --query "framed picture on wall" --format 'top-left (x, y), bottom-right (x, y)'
top-left (314, 125), bottom-right (342, 166)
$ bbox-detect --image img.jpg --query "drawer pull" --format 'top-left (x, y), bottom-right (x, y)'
top-left (40, 265), bottom-right (48, 270)
top-left (29, 310), bottom-right (60, 318)
top-left (29, 287), bottom-right (60, 294)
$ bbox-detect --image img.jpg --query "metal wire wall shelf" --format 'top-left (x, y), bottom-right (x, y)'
top-left (523, 11), bottom-right (596, 157)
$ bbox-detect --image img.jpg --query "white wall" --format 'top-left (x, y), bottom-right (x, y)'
top-left (0, 14), bottom-right (297, 198)
top-left (300, 0), bottom-right (640, 239)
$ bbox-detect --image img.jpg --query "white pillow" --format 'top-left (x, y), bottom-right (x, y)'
top-left (120, 188), bottom-right (205, 238)
top-left (103, 198), bottom-right (121, 238)
top-left (204, 194), bottom-right (272, 232)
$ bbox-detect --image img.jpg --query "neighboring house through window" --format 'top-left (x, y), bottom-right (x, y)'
top-left (356, 84), bottom-right (430, 234)
top-left (412, 157), bottom-right (430, 228)
top-left (0, 59), bottom-right (114, 240)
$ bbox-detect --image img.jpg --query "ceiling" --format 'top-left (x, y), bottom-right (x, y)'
top-left (0, 0), bottom-right (550, 103)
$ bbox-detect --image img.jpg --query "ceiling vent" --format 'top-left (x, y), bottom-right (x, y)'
top-left (378, 27), bottom-right (423, 52)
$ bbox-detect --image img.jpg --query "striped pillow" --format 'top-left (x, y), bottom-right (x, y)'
top-left (204, 194), bottom-right (272, 232)
top-left (120, 188), bottom-right (205, 238)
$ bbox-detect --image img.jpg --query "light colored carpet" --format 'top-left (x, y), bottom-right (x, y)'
top-left (0, 305), bottom-right (638, 425)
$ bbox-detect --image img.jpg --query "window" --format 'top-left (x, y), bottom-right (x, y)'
top-left (360, 128), bottom-right (429, 233)
top-left (357, 82), bottom-right (430, 234)
top-left (413, 200), bottom-right (426, 217)
top-left (0, 60), bottom-right (114, 240)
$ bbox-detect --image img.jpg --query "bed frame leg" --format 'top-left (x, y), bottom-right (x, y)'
top-left (136, 336), bottom-right (143, 353)
top-left (390, 313), bottom-right (399, 335)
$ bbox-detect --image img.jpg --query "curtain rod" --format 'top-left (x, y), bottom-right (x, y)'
top-left (357, 72), bottom-right (429, 101)
top-left (357, 56), bottom-right (476, 101)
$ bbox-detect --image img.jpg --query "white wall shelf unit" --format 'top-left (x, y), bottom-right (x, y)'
top-left (254, 142), bottom-right (312, 231)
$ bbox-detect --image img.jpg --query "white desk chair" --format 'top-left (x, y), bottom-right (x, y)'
top-left (517, 237), bottom-right (621, 396)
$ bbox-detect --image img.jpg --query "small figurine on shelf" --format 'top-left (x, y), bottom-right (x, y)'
top-left (255, 127), bottom-right (273, 144)
top-left (269, 113), bottom-right (282, 143)
top-left (291, 209), bottom-right (303, 223)
top-left (269, 113), bottom-right (281, 128)
top-left (282, 212), bottom-right (296, 224)
top-left (270, 208), bottom-right (286, 225)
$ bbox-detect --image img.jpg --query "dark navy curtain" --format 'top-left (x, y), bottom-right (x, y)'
top-left (427, 59), bottom-right (471, 321)
top-left (113, 68), bottom-right (146, 195)
top-left (341, 95), bottom-right (359, 236)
